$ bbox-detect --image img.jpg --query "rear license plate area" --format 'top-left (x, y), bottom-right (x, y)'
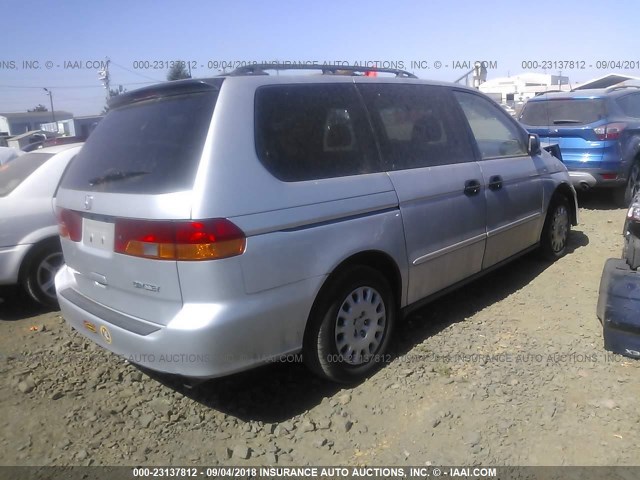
top-left (82, 218), bottom-right (115, 251)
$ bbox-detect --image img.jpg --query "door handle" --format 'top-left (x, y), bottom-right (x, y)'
top-left (464, 179), bottom-right (481, 196)
top-left (488, 175), bottom-right (503, 191)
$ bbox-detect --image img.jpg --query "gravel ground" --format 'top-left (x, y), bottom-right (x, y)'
top-left (2, 191), bottom-right (639, 467)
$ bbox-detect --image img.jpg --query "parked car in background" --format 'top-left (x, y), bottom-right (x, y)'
top-left (55, 65), bottom-right (577, 383)
top-left (500, 104), bottom-right (516, 116)
top-left (19, 135), bottom-right (87, 153)
top-left (519, 86), bottom-right (640, 206)
top-left (0, 143), bottom-right (82, 306)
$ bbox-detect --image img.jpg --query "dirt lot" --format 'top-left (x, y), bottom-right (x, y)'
top-left (1, 192), bottom-right (639, 467)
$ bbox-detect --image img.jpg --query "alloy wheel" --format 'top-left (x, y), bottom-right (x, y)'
top-left (36, 252), bottom-right (64, 301)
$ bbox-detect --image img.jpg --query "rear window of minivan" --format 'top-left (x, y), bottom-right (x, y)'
top-left (59, 91), bottom-right (218, 194)
top-left (519, 98), bottom-right (606, 126)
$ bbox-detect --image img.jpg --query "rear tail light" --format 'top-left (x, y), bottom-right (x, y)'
top-left (601, 173), bottom-right (618, 180)
top-left (114, 218), bottom-right (246, 261)
top-left (594, 122), bottom-right (626, 140)
top-left (57, 208), bottom-right (82, 241)
top-left (628, 204), bottom-right (640, 223)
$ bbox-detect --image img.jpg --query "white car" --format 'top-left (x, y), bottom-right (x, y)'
top-left (0, 146), bottom-right (23, 165)
top-left (500, 104), bottom-right (517, 116)
top-left (0, 144), bottom-right (82, 306)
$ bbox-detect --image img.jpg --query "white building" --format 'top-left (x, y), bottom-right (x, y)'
top-left (479, 73), bottom-right (571, 105)
top-left (41, 115), bottom-right (103, 138)
top-left (0, 111), bottom-right (73, 136)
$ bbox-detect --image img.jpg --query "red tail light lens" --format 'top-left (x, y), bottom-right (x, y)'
top-left (57, 208), bottom-right (82, 241)
top-left (114, 219), bottom-right (246, 261)
top-left (594, 122), bottom-right (626, 140)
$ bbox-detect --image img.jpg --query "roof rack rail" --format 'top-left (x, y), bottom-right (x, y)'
top-left (228, 63), bottom-right (418, 79)
top-left (605, 83), bottom-right (640, 92)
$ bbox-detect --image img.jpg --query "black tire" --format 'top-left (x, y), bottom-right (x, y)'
top-left (540, 195), bottom-right (571, 260)
top-left (21, 240), bottom-right (64, 308)
top-left (624, 235), bottom-right (640, 270)
top-left (303, 265), bottom-right (396, 383)
top-left (614, 161), bottom-right (640, 208)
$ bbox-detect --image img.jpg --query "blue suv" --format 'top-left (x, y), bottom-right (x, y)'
top-left (519, 86), bottom-right (640, 206)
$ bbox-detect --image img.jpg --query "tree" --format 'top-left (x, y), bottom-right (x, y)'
top-left (167, 62), bottom-right (191, 81)
top-left (28, 104), bottom-right (48, 112)
top-left (102, 85), bottom-right (127, 114)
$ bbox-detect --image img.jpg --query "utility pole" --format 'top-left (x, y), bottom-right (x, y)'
top-left (43, 88), bottom-right (57, 132)
top-left (99, 57), bottom-right (111, 104)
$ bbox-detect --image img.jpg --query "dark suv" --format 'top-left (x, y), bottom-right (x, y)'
top-left (597, 192), bottom-right (640, 357)
top-left (519, 86), bottom-right (640, 206)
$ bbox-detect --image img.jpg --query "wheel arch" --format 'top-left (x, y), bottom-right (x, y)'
top-left (551, 182), bottom-right (578, 226)
top-left (303, 250), bottom-right (403, 343)
top-left (18, 235), bottom-right (62, 282)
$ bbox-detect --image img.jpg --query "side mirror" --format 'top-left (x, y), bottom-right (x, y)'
top-left (528, 133), bottom-right (541, 155)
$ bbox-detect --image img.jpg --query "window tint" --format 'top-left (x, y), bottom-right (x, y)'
top-left (0, 152), bottom-right (53, 196)
top-left (454, 91), bottom-right (527, 159)
top-left (255, 84), bottom-right (379, 181)
top-left (617, 94), bottom-right (640, 118)
top-left (519, 98), bottom-right (606, 126)
top-left (358, 84), bottom-right (474, 170)
top-left (60, 91), bottom-right (218, 193)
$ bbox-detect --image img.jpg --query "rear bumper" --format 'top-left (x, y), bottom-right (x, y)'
top-left (597, 258), bottom-right (640, 358)
top-left (0, 244), bottom-right (30, 285)
top-left (566, 168), bottom-right (626, 190)
top-left (568, 171), bottom-right (598, 190)
top-left (55, 264), bottom-right (321, 378)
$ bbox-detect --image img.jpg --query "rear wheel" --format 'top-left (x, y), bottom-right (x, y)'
top-left (304, 265), bottom-right (396, 383)
top-left (614, 161), bottom-right (640, 208)
top-left (22, 241), bottom-right (64, 308)
top-left (540, 196), bottom-right (571, 260)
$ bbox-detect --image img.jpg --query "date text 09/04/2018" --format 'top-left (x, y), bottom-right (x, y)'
top-left (131, 466), bottom-right (498, 478)
top-left (521, 60), bottom-right (640, 70)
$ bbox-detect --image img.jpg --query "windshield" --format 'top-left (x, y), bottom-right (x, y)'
top-left (519, 99), bottom-right (607, 126)
top-left (0, 152), bottom-right (53, 196)
top-left (59, 91), bottom-right (219, 194)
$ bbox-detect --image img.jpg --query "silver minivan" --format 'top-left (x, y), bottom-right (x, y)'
top-left (55, 65), bottom-right (578, 383)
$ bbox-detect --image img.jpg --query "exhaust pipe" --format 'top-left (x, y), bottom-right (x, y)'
top-left (579, 181), bottom-right (591, 191)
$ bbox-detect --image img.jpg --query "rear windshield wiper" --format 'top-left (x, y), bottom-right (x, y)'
top-left (552, 119), bottom-right (582, 125)
top-left (88, 170), bottom-right (150, 186)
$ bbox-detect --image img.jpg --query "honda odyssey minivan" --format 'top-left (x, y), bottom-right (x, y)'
top-left (55, 64), bottom-right (578, 383)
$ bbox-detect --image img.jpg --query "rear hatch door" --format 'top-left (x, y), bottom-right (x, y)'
top-left (56, 80), bottom-right (222, 325)
top-left (519, 97), bottom-right (608, 167)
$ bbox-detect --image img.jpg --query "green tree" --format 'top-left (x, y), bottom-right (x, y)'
top-left (28, 104), bottom-right (48, 112)
top-left (102, 85), bottom-right (127, 114)
top-left (167, 62), bottom-right (191, 81)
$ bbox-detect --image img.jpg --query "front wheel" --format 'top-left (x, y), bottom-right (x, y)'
top-left (540, 196), bottom-right (571, 260)
top-left (303, 265), bottom-right (396, 383)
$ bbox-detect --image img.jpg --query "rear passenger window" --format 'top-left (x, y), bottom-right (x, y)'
top-left (255, 84), bottom-right (379, 182)
top-left (358, 84), bottom-right (474, 170)
top-left (617, 93), bottom-right (640, 118)
top-left (454, 91), bottom-right (527, 159)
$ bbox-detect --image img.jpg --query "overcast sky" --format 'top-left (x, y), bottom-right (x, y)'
top-left (1, 0), bottom-right (638, 116)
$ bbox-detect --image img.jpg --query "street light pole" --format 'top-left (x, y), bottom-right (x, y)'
top-left (43, 88), bottom-right (57, 132)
